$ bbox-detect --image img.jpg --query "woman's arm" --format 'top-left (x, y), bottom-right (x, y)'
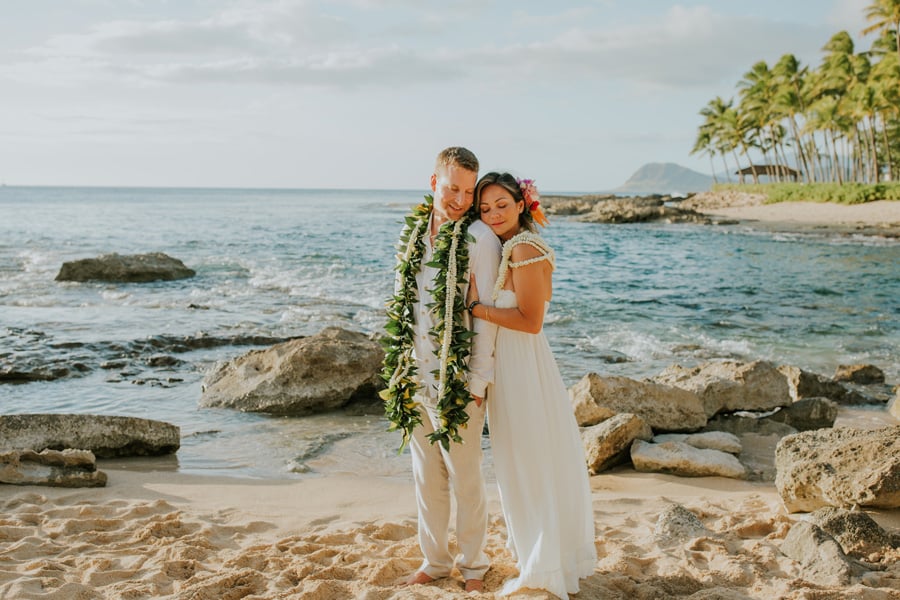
top-left (471, 242), bottom-right (551, 334)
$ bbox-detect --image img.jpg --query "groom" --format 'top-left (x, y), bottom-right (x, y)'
top-left (396, 147), bottom-right (501, 592)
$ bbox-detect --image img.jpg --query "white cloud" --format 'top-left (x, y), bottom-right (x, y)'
top-left (0, 0), bottom-right (878, 188)
top-left (3, 3), bottom-right (836, 92)
top-left (140, 48), bottom-right (462, 87)
top-left (460, 5), bottom-right (831, 89)
top-left (29, 0), bottom-right (350, 59)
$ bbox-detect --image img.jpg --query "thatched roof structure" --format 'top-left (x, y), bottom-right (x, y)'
top-left (735, 164), bottom-right (800, 181)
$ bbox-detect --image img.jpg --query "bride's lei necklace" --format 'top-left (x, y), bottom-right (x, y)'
top-left (491, 230), bottom-right (555, 302)
top-left (380, 195), bottom-right (475, 451)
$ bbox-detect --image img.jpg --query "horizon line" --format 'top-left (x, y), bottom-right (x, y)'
top-left (0, 183), bottom-right (628, 195)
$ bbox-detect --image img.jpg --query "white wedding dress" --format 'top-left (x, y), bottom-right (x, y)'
top-left (488, 287), bottom-right (597, 598)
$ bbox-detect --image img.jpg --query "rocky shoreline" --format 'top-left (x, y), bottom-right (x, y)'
top-left (5, 327), bottom-right (898, 493)
top-left (541, 190), bottom-right (900, 237)
top-left (2, 326), bottom-right (899, 598)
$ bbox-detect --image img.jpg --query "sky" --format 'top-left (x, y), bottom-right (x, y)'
top-left (0, 0), bottom-right (876, 192)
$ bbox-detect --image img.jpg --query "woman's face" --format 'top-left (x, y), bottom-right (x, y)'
top-left (478, 183), bottom-right (523, 241)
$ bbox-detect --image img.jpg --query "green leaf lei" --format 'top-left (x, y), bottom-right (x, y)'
top-left (380, 194), bottom-right (476, 451)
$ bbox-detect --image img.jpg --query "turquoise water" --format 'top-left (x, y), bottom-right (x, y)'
top-left (1, 186), bottom-right (898, 478)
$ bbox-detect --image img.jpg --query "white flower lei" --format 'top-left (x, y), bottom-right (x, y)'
top-left (381, 196), bottom-right (475, 451)
top-left (437, 218), bottom-right (464, 398)
top-left (492, 230), bottom-right (555, 301)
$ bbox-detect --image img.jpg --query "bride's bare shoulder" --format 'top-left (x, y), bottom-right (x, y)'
top-left (510, 241), bottom-right (546, 262)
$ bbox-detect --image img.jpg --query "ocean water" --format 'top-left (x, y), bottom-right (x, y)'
top-left (1, 186), bottom-right (898, 479)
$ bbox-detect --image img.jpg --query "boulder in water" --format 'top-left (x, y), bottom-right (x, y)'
top-left (56, 252), bottom-right (195, 282)
top-left (0, 414), bottom-right (180, 457)
top-left (200, 327), bottom-right (383, 416)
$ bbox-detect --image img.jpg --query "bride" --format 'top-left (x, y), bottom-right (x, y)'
top-left (467, 172), bottom-right (597, 598)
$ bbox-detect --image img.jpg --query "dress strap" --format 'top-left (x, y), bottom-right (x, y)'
top-left (491, 231), bottom-right (555, 301)
top-left (509, 241), bottom-right (555, 269)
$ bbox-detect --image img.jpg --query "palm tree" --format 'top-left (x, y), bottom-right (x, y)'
top-left (809, 32), bottom-right (858, 182)
top-left (862, 0), bottom-right (900, 65)
top-left (844, 52), bottom-right (877, 182)
top-left (807, 95), bottom-right (849, 183)
top-left (692, 2), bottom-right (900, 185)
top-left (737, 60), bottom-right (780, 181)
top-left (871, 45), bottom-right (899, 180)
top-left (691, 126), bottom-right (720, 184)
top-left (696, 97), bottom-right (743, 182)
top-left (772, 54), bottom-right (814, 181)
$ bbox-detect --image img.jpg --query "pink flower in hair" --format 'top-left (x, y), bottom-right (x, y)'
top-left (517, 178), bottom-right (539, 207)
top-left (516, 177), bottom-right (548, 227)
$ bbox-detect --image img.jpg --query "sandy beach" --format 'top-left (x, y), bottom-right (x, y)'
top-left (690, 196), bottom-right (900, 238)
top-left (2, 461), bottom-right (899, 599)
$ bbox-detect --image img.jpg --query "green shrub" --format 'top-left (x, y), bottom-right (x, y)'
top-left (711, 182), bottom-right (900, 204)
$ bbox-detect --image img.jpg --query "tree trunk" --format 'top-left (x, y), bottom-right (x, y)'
top-left (880, 111), bottom-right (895, 182)
top-left (851, 127), bottom-right (862, 183)
top-left (865, 115), bottom-right (879, 183)
top-left (777, 139), bottom-right (792, 182)
top-left (742, 141), bottom-right (760, 184)
top-left (828, 130), bottom-right (843, 184)
top-left (790, 115), bottom-right (812, 182)
top-left (720, 153), bottom-right (732, 183)
top-left (732, 149), bottom-right (746, 184)
top-left (809, 132), bottom-right (825, 183)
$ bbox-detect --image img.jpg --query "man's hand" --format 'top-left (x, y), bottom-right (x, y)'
top-left (472, 394), bottom-right (483, 408)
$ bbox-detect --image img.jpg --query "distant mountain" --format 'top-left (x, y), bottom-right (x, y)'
top-left (613, 162), bottom-right (714, 195)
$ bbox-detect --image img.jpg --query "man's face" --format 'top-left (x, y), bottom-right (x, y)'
top-left (431, 164), bottom-right (477, 223)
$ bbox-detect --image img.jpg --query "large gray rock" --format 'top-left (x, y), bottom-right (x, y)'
top-left (807, 507), bottom-right (897, 561)
top-left (541, 196), bottom-right (599, 216)
top-left (56, 252), bottom-right (195, 282)
top-left (580, 196), bottom-right (710, 224)
top-left (834, 364), bottom-right (885, 385)
top-left (0, 449), bottom-right (107, 487)
top-left (653, 360), bottom-right (791, 417)
top-left (653, 431), bottom-right (742, 454)
top-left (778, 365), bottom-right (871, 405)
top-left (581, 413), bottom-right (653, 474)
top-left (653, 504), bottom-right (711, 548)
top-left (0, 414), bottom-right (180, 457)
top-left (780, 521), bottom-right (862, 587)
top-left (630, 439), bottom-right (748, 479)
top-left (702, 413), bottom-right (797, 438)
top-left (767, 397), bottom-right (838, 431)
top-left (570, 373), bottom-right (706, 431)
top-left (200, 327), bottom-right (383, 415)
top-left (775, 427), bottom-right (900, 512)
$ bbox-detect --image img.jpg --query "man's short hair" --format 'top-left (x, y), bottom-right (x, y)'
top-left (435, 146), bottom-right (479, 173)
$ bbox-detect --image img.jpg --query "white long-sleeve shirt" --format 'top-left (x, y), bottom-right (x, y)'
top-left (411, 218), bottom-right (501, 404)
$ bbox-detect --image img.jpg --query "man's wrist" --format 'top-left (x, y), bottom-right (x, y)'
top-left (467, 300), bottom-right (481, 315)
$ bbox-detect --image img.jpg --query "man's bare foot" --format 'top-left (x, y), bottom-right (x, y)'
top-left (403, 571), bottom-right (435, 586)
top-left (464, 579), bottom-right (483, 593)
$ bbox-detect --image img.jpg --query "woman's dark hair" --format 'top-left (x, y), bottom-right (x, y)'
top-left (473, 171), bottom-right (536, 232)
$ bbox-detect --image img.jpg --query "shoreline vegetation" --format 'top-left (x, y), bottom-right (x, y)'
top-left (715, 182), bottom-right (900, 204)
top-left (691, 0), bottom-right (900, 188)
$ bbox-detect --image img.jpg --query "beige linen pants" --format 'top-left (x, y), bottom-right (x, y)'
top-left (409, 396), bottom-right (489, 580)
